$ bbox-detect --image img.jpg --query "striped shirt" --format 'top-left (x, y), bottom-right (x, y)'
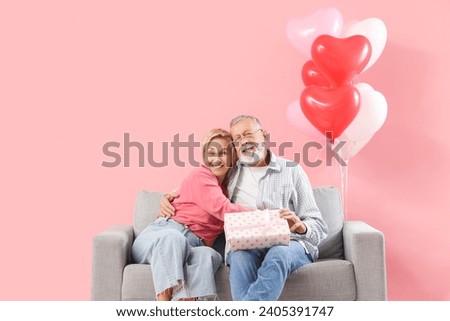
top-left (227, 152), bottom-right (328, 260)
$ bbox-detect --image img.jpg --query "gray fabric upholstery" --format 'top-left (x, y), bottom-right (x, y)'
top-left (133, 191), bottom-right (163, 236)
top-left (91, 185), bottom-right (387, 301)
top-left (314, 186), bottom-right (344, 259)
top-left (91, 225), bottom-right (134, 300)
top-left (121, 259), bottom-right (356, 301)
top-left (214, 260), bottom-right (356, 301)
top-left (122, 264), bottom-right (155, 301)
top-left (279, 259), bottom-right (356, 300)
top-left (344, 221), bottom-right (387, 300)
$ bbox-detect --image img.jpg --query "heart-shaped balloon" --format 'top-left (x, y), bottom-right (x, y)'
top-left (301, 60), bottom-right (331, 87)
top-left (339, 133), bottom-right (374, 157)
top-left (349, 135), bottom-right (373, 157)
top-left (286, 99), bottom-right (324, 141)
top-left (311, 35), bottom-right (372, 87)
top-left (344, 82), bottom-right (388, 141)
top-left (286, 7), bottom-right (343, 57)
top-left (300, 85), bottom-right (360, 141)
top-left (343, 18), bottom-right (387, 73)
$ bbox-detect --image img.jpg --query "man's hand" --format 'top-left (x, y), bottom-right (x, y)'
top-left (158, 192), bottom-right (179, 218)
top-left (279, 208), bottom-right (307, 234)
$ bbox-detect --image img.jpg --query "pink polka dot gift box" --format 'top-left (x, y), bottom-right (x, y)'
top-left (224, 209), bottom-right (290, 251)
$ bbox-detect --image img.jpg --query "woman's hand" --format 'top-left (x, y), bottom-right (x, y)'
top-left (158, 192), bottom-right (179, 218)
top-left (279, 208), bottom-right (307, 234)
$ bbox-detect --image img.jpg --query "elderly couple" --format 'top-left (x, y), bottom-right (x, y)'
top-left (131, 115), bottom-right (328, 301)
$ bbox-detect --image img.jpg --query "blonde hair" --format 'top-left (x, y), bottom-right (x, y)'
top-left (201, 128), bottom-right (236, 166)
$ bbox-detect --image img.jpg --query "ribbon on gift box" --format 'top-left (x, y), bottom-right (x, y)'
top-left (262, 209), bottom-right (276, 235)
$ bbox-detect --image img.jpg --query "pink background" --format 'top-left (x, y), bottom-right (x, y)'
top-left (1, 0), bottom-right (449, 300)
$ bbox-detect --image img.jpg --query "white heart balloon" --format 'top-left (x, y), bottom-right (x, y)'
top-left (344, 83), bottom-right (388, 142)
top-left (338, 134), bottom-right (374, 158)
top-left (343, 17), bottom-right (387, 73)
top-left (352, 82), bottom-right (373, 93)
top-left (286, 7), bottom-right (343, 57)
top-left (349, 135), bottom-right (373, 157)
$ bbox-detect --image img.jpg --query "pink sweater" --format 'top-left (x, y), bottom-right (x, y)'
top-left (171, 165), bottom-right (249, 246)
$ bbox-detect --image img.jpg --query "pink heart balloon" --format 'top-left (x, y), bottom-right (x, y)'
top-left (286, 99), bottom-right (323, 141)
top-left (286, 7), bottom-right (343, 57)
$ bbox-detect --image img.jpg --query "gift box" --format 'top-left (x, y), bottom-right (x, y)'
top-left (224, 209), bottom-right (290, 251)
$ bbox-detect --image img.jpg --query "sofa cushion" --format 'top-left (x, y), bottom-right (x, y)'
top-left (133, 191), bottom-right (164, 236)
top-left (123, 259), bottom-right (356, 301)
top-left (279, 259), bottom-right (356, 300)
top-left (122, 264), bottom-right (154, 300)
top-left (313, 186), bottom-right (344, 259)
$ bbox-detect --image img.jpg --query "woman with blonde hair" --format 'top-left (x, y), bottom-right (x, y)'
top-left (132, 128), bottom-right (249, 301)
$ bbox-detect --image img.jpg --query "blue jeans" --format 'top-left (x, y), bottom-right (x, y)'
top-left (226, 241), bottom-right (312, 301)
top-left (132, 218), bottom-right (222, 300)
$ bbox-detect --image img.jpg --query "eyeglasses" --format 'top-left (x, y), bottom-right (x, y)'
top-left (231, 128), bottom-right (263, 146)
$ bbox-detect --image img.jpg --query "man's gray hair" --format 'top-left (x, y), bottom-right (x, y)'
top-left (229, 115), bottom-right (262, 128)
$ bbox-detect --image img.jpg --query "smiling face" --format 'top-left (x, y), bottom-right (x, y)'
top-left (204, 137), bottom-right (233, 182)
top-left (230, 117), bottom-right (267, 166)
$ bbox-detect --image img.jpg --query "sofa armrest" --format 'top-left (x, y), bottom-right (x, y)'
top-left (91, 225), bottom-right (134, 300)
top-left (343, 221), bottom-right (387, 300)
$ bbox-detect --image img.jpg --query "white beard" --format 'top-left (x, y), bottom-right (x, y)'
top-left (239, 147), bottom-right (265, 166)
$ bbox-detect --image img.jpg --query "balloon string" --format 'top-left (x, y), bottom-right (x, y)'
top-left (338, 140), bottom-right (352, 221)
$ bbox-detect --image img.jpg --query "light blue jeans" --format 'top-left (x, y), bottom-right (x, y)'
top-left (226, 241), bottom-right (313, 301)
top-left (132, 218), bottom-right (222, 300)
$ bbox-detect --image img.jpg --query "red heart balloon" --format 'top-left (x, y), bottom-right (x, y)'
top-left (302, 60), bottom-right (330, 87)
top-left (300, 85), bottom-right (360, 141)
top-left (311, 35), bottom-right (372, 87)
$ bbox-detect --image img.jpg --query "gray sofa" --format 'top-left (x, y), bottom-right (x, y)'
top-left (91, 185), bottom-right (387, 300)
